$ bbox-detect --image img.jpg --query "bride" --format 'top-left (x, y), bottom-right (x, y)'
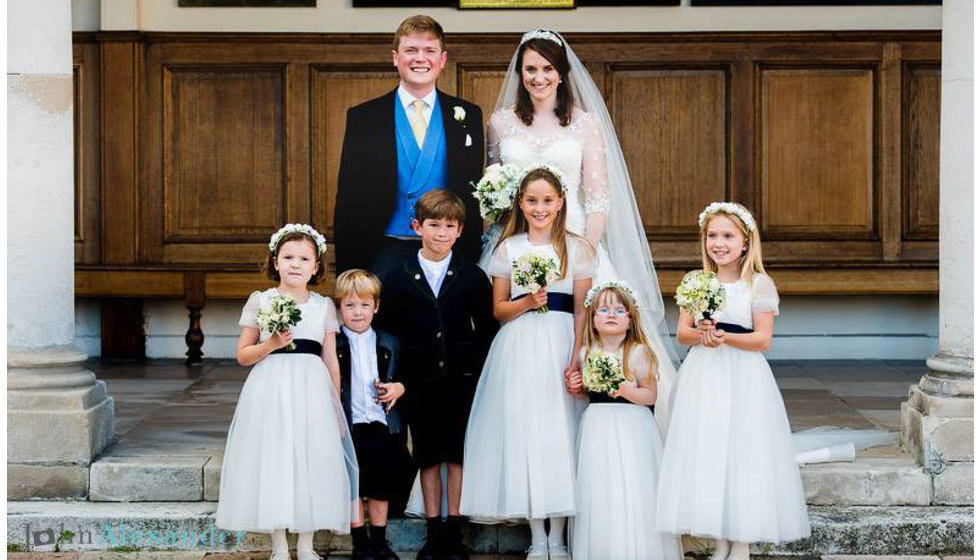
top-left (481, 28), bottom-right (681, 431)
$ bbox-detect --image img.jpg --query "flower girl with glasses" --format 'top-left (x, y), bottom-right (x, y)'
top-left (216, 224), bottom-right (358, 560)
top-left (565, 281), bottom-right (682, 560)
top-left (656, 203), bottom-right (809, 560)
top-left (461, 167), bottom-right (594, 560)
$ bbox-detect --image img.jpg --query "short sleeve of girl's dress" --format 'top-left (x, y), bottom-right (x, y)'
top-left (571, 237), bottom-right (597, 280)
top-left (239, 291), bottom-right (262, 328)
top-left (488, 242), bottom-right (511, 279)
top-left (629, 345), bottom-right (659, 383)
top-left (322, 296), bottom-right (340, 333)
top-left (751, 274), bottom-right (780, 316)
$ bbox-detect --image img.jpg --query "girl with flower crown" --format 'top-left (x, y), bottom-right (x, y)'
top-left (655, 203), bottom-right (809, 559)
top-left (216, 224), bottom-right (358, 560)
top-left (461, 167), bottom-right (594, 559)
top-left (565, 281), bottom-right (682, 560)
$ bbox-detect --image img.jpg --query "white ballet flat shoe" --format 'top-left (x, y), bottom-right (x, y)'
top-left (296, 549), bottom-right (322, 560)
top-left (548, 542), bottom-right (572, 560)
top-left (728, 542), bottom-right (750, 560)
top-left (708, 540), bottom-right (730, 560)
top-left (269, 550), bottom-right (291, 560)
top-left (526, 542), bottom-right (549, 560)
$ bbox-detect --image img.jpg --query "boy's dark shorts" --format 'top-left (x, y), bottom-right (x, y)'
top-left (352, 421), bottom-right (404, 501)
top-left (406, 375), bottom-right (478, 468)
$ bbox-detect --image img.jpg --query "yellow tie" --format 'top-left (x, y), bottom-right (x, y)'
top-left (410, 99), bottom-right (428, 148)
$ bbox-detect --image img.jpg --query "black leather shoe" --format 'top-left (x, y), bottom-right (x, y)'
top-left (351, 544), bottom-right (377, 560)
top-left (443, 543), bottom-right (470, 560)
top-left (373, 541), bottom-right (401, 560)
top-left (415, 539), bottom-right (441, 560)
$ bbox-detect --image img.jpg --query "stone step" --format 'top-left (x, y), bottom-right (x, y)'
top-left (89, 448), bottom-right (947, 507)
top-left (7, 501), bottom-right (973, 556)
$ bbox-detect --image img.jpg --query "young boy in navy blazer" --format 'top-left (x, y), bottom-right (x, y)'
top-left (336, 269), bottom-right (407, 560)
top-left (376, 190), bottom-right (497, 560)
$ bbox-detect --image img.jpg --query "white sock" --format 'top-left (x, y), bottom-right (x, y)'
top-left (529, 518), bottom-right (547, 544)
top-left (297, 532), bottom-right (315, 553)
top-left (709, 538), bottom-right (730, 560)
top-left (271, 529), bottom-right (288, 555)
top-left (547, 517), bottom-right (566, 546)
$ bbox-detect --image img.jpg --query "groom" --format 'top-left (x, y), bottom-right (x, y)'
top-left (334, 15), bottom-right (485, 279)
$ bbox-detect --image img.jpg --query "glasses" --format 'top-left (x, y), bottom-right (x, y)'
top-left (595, 307), bottom-right (629, 318)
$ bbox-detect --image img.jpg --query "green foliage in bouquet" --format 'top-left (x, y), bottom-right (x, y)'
top-left (256, 293), bottom-right (302, 351)
top-left (675, 271), bottom-right (726, 320)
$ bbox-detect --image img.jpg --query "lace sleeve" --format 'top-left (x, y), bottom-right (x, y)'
top-left (487, 110), bottom-right (505, 166)
top-left (488, 241), bottom-right (511, 279)
top-left (580, 112), bottom-right (610, 215)
top-left (239, 291), bottom-right (262, 328)
top-left (751, 274), bottom-right (780, 316)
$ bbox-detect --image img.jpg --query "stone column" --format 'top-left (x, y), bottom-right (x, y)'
top-left (901, 0), bottom-right (973, 506)
top-left (7, 0), bottom-right (114, 499)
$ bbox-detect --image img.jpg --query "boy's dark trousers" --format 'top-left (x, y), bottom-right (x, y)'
top-left (337, 329), bottom-right (415, 523)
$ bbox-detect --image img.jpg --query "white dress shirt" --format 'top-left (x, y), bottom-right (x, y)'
top-left (397, 86), bottom-right (438, 125)
top-left (342, 326), bottom-right (387, 426)
top-left (418, 250), bottom-right (452, 296)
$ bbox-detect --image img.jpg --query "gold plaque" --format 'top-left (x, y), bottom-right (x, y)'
top-left (459, 0), bottom-right (575, 8)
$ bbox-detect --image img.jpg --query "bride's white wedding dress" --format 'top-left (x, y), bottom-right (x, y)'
top-left (482, 107), bottom-right (615, 277)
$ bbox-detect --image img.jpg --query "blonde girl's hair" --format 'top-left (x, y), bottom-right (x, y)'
top-left (699, 202), bottom-right (766, 285)
top-left (582, 286), bottom-right (658, 384)
top-left (496, 167), bottom-right (580, 278)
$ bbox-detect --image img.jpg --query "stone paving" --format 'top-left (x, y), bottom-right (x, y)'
top-left (79, 359), bottom-right (931, 504)
top-left (91, 358), bottom-right (924, 455)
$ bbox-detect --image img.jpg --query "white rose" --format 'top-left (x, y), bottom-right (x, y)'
top-left (454, 106), bottom-right (466, 122)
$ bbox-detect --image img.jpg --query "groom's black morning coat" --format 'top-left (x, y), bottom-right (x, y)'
top-left (334, 88), bottom-right (485, 274)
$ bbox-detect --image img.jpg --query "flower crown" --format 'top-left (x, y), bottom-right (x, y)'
top-left (520, 163), bottom-right (568, 194)
top-left (584, 280), bottom-right (637, 309)
top-left (520, 29), bottom-right (563, 47)
top-left (268, 223), bottom-right (327, 255)
top-left (698, 202), bottom-right (757, 233)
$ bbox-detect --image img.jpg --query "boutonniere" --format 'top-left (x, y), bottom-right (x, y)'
top-left (454, 106), bottom-right (466, 122)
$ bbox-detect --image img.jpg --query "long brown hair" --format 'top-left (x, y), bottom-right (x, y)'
top-left (582, 286), bottom-right (658, 383)
top-left (496, 167), bottom-right (573, 278)
top-left (699, 203), bottom-right (766, 287)
top-left (514, 38), bottom-right (574, 127)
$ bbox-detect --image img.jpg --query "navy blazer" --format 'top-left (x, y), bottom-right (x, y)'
top-left (376, 252), bottom-right (497, 386)
top-left (336, 328), bottom-right (403, 435)
top-left (333, 88), bottom-right (485, 274)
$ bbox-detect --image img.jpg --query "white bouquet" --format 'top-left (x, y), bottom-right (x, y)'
top-left (256, 293), bottom-right (302, 351)
top-left (583, 351), bottom-right (626, 394)
top-left (511, 253), bottom-right (560, 313)
top-left (675, 271), bottom-right (726, 321)
top-left (471, 163), bottom-right (524, 222)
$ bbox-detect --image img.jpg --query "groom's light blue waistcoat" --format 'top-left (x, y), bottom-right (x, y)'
top-left (384, 95), bottom-right (449, 237)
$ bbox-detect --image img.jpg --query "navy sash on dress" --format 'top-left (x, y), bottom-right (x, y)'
top-left (271, 338), bottom-right (323, 356)
top-left (511, 292), bottom-right (574, 314)
top-left (714, 322), bottom-right (754, 334)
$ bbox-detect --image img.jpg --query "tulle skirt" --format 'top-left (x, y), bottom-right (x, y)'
top-left (216, 354), bottom-right (353, 533)
top-left (460, 310), bottom-right (581, 522)
top-left (656, 345), bottom-right (810, 543)
top-left (573, 404), bottom-right (682, 560)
